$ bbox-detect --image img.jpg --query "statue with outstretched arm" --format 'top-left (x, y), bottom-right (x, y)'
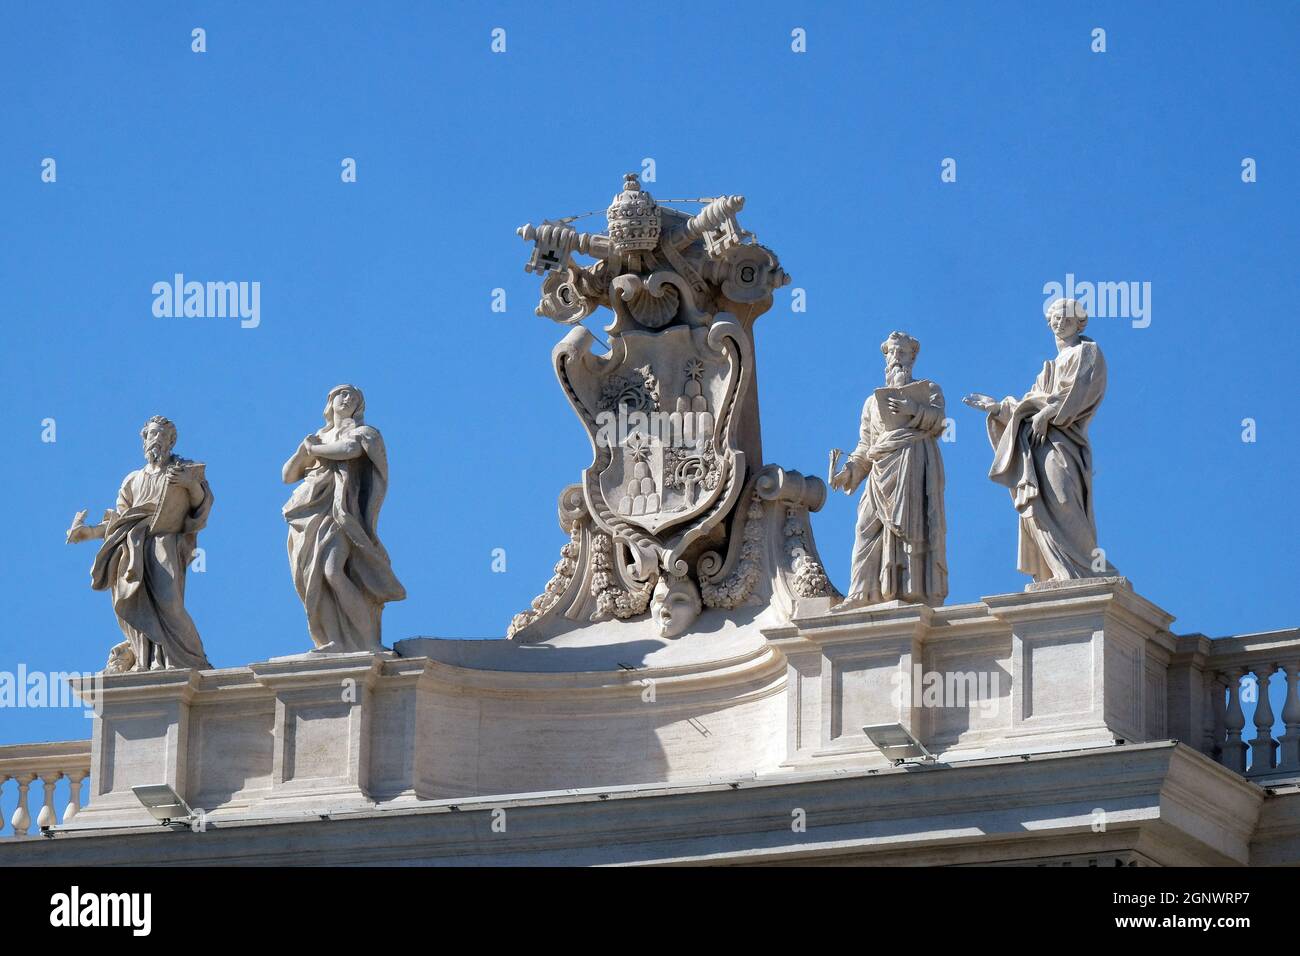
top-left (962, 298), bottom-right (1113, 584)
top-left (66, 416), bottom-right (213, 672)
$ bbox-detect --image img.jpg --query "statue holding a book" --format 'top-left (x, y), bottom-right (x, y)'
top-left (829, 331), bottom-right (949, 611)
top-left (66, 415), bottom-right (214, 672)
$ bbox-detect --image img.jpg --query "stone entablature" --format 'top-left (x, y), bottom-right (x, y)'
top-left (0, 743), bottom-right (1280, 867)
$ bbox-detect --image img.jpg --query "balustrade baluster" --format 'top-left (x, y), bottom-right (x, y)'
top-left (1212, 673), bottom-right (1228, 762)
top-left (1223, 669), bottom-right (1248, 773)
top-left (9, 773), bottom-right (35, 837)
top-left (36, 773), bottom-right (62, 829)
top-left (63, 770), bottom-right (86, 823)
top-left (1202, 672), bottom-right (1218, 757)
top-left (1248, 665), bottom-right (1278, 773)
top-left (1278, 662), bottom-right (1300, 771)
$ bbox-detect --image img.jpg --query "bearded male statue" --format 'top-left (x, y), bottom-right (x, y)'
top-left (830, 331), bottom-right (948, 610)
top-left (66, 416), bottom-right (214, 671)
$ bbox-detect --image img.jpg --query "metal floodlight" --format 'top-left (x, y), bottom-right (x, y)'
top-left (862, 723), bottom-right (936, 766)
top-left (132, 784), bottom-right (194, 825)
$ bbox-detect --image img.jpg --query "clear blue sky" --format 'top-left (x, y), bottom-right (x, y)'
top-left (2, 1), bottom-right (1296, 744)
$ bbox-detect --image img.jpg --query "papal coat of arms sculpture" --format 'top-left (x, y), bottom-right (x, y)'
top-left (508, 173), bottom-right (838, 641)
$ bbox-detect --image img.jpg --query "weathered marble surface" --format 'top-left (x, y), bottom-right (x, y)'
top-left (963, 298), bottom-right (1113, 584)
top-left (509, 175), bottom-right (832, 643)
top-left (61, 578), bottom-right (1177, 827)
top-left (830, 331), bottom-right (948, 610)
top-left (66, 416), bottom-right (213, 672)
top-left (11, 742), bottom-right (1266, 867)
top-left (282, 385), bottom-right (405, 653)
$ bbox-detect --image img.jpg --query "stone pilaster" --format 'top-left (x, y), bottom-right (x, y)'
top-left (249, 652), bottom-right (389, 810)
top-left (68, 668), bottom-right (198, 826)
top-left (984, 578), bottom-right (1175, 753)
top-left (770, 601), bottom-right (932, 769)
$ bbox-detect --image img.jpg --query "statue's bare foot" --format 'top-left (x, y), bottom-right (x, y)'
top-left (831, 593), bottom-right (870, 613)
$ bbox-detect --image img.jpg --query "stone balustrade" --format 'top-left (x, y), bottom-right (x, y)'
top-left (1170, 629), bottom-right (1300, 780)
top-left (0, 740), bottom-right (92, 837)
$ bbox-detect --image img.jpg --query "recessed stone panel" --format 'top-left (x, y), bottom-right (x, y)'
top-left (833, 657), bottom-right (905, 740)
top-left (928, 645), bottom-right (1012, 741)
top-left (1026, 636), bottom-right (1093, 720)
top-left (101, 711), bottom-right (170, 794)
top-left (193, 709), bottom-right (274, 803)
top-left (284, 703), bottom-right (351, 783)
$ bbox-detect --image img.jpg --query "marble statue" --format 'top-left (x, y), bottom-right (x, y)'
top-left (508, 173), bottom-right (837, 641)
top-left (282, 384), bottom-right (405, 653)
top-left (962, 298), bottom-right (1112, 584)
top-left (829, 331), bottom-right (948, 610)
top-left (66, 416), bottom-right (214, 672)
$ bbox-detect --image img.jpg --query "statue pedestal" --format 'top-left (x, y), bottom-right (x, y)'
top-left (769, 577), bottom-right (1175, 771)
top-left (67, 653), bottom-right (418, 827)
top-left (65, 579), bottom-right (1176, 826)
top-left (248, 653), bottom-right (390, 812)
top-left (68, 669), bottom-right (198, 827)
top-left (983, 578), bottom-right (1175, 753)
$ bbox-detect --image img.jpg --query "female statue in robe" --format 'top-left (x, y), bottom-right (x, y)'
top-left (282, 384), bottom-right (405, 652)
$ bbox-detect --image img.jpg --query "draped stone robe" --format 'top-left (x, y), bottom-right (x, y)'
top-left (89, 460), bottom-right (213, 670)
top-left (844, 380), bottom-right (949, 606)
top-left (283, 423), bottom-right (405, 652)
top-left (984, 337), bottom-right (1109, 582)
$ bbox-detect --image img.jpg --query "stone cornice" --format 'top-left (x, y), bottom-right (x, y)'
top-left (0, 742), bottom-right (1262, 867)
top-left (1202, 628), bottom-right (1300, 670)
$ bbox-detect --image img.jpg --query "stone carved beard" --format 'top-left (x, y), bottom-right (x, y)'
top-left (885, 360), bottom-right (915, 387)
top-left (144, 438), bottom-right (173, 465)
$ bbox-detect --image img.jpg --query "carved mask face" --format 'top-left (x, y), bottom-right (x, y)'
top-left (651, 576), bottom-right (702, 639)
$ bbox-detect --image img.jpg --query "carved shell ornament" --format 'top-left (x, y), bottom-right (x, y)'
top-left (612, 272), bottom-right (681, 329)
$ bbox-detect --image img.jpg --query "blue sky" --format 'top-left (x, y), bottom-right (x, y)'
top-left (1, 1), bottom-right (1296, 744)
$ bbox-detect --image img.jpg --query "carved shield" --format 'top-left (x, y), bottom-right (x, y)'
top-left (554, 320), bottom-right (751, 578)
